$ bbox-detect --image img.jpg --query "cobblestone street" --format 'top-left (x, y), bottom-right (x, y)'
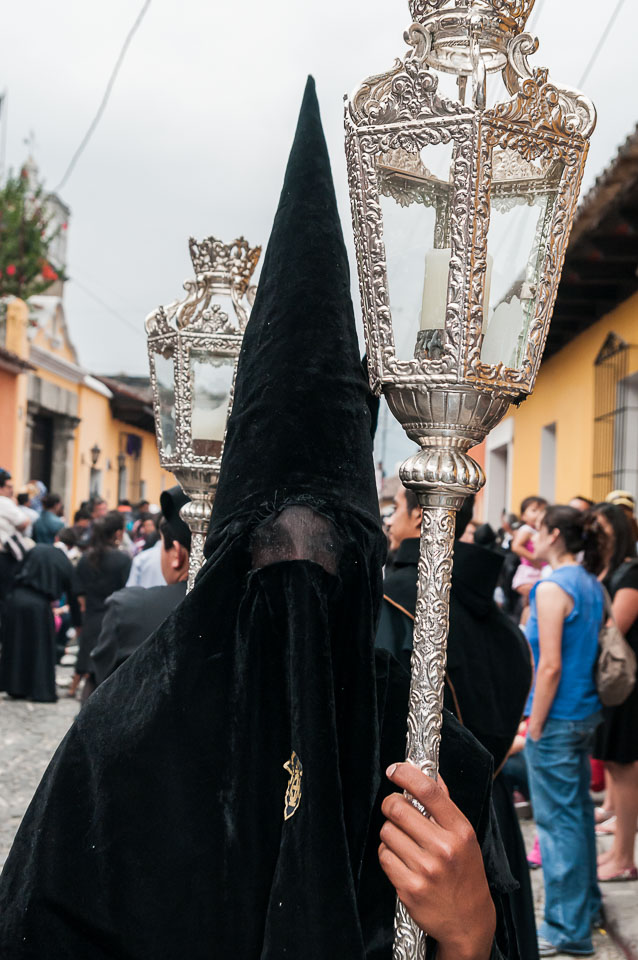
top-left (0, 665), bottom-right (79, 871)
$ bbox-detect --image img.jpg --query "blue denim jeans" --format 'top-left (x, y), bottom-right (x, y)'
top-left (525, 712), bottom-right (602, 953)
top-left (501, 753), bottom-right (530, 800)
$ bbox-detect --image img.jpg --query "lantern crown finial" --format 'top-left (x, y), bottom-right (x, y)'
top-left (188, 236), bottom-right (261, 297)
top-left (145, 235), bottom-right (260, 338)
top-left (409, 0), bottom-right (535, 74)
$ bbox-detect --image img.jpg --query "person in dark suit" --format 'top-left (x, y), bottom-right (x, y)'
top-left (91, 487), bottom-right (190, 687)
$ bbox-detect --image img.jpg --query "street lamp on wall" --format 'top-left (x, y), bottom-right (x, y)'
top-left (90, 443), bottom-right (101, 467)
top-left (146, 236), bottom-right (261, 591)
top-left (345, 2), bottom-right (595, 955)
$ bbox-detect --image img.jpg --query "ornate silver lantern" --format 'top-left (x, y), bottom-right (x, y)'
top-left (345, 1), bottom-right (595, 954)
top-left (146, 236), bottom-right (260, 590)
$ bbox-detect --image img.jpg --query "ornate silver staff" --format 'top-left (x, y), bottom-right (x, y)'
top-left (344, 1), bottom-right (595, 954)
top-left (146, 236), bottom-right (260, 590)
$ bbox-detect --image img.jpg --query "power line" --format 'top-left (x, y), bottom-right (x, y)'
top-left (53, 0), bottom-right (152, 194)
top-left (71, 277), bottom-right (146, 339)
top-left (79, 268), bottom-right (152, 317)
top-left (578, 0), bottom-right (625, 88)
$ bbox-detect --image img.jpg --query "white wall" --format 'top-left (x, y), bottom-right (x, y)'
top-left (485, 418), bottom-right (513, 527)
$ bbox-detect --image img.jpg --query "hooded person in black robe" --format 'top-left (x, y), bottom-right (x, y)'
top-left (376, 496), bottom-right (537, 960)
top-left (0, 544), bottom-right (79, 703)
top-left (0, 78), bottom-right (518, 960)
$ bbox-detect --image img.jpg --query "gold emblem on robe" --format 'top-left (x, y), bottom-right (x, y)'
top-left (283, 751), bottom-right (303, 821)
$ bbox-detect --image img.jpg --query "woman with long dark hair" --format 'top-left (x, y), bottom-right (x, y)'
top-left (524, 505), bottom-right (604, 957)
top-left (70, 511), bottom-right (131, 699)
top-left (591, 502), bottom-right (638, 882)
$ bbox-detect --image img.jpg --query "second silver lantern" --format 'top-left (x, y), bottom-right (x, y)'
top-left (146, 236), bottom-right (260, 590)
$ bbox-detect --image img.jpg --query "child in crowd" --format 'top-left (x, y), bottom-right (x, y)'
top-left (511, 496), bottom-right (548, 625)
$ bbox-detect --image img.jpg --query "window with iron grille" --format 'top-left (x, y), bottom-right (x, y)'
top-left (592, 333), bottom-right (638, 502)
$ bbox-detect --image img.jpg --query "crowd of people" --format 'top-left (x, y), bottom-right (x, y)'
top-left (0, 468), bottom-right (182, 703)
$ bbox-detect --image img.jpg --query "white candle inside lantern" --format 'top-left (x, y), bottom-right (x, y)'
top-left (191, 394), bottom-right (230, 442)
top-left (419, 248), bottom-right (451, 331)
top-left (419, 249), bottom-right (493, 331)
top-left (481, 297), bottom-right (522, 368)
top-left (190, 354), bottom-right (235, 445)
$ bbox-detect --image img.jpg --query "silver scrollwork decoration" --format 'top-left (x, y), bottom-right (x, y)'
top-left (392, 505), bottom-right (457, 960)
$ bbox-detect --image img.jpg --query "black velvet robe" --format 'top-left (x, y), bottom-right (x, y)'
top-left (377, 538), bottom-right (537, 960)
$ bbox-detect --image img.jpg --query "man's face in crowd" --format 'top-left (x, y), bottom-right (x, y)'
top-left (93, 501), bottom-right (108, 520)
top-left (160, 537), bottom-right (189, 584)
top-left (0, 479), bottom-right (14, 498)
top-left (387, 487), bottom-right (421, 552)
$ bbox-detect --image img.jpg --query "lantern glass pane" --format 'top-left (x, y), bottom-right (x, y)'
top-left (154, 350), bottom-right (176, 457)
top-left (481, 150), bottom-right (564, 369)
top-left (376, 141), bottom-right (455, 361)
top-left (189, 352), bottom-right (235, 458)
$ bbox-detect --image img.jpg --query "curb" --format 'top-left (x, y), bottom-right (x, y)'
top-left (603, 899), bottom-right (638, 960)
top-left (597, 832), bottom-right (638, 960)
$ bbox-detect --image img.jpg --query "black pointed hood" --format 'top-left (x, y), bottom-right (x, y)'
top-left (0, 79), bottom-right (389, 960)
top-left (159, 485), bottom-right (191, 552)
top-left (207, 76), bottom-right (380, 547)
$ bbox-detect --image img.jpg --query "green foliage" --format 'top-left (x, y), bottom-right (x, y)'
top-left (0, 167), bottom-right (66, 300)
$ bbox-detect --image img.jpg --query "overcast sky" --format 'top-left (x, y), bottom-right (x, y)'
top-left (3, 0), bottom-right (636, 471)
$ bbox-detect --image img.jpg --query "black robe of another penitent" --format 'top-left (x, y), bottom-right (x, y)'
top-left (0, 545), bottom-right (77, 703)
top-left (377, 537), bottom-right (537, 960)
top-left (0, 79), bottom-right (518, 959)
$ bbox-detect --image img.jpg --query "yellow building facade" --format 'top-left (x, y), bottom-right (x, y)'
top-left (72, 375), bottom-right (174, 511)
top-left (0, 296), bottom-right (173, 518)
top-left (482, 295), bottom-right (638, 525)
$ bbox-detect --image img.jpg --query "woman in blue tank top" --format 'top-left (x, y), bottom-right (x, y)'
top-left (525, 505), bottom-right (604, 958)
